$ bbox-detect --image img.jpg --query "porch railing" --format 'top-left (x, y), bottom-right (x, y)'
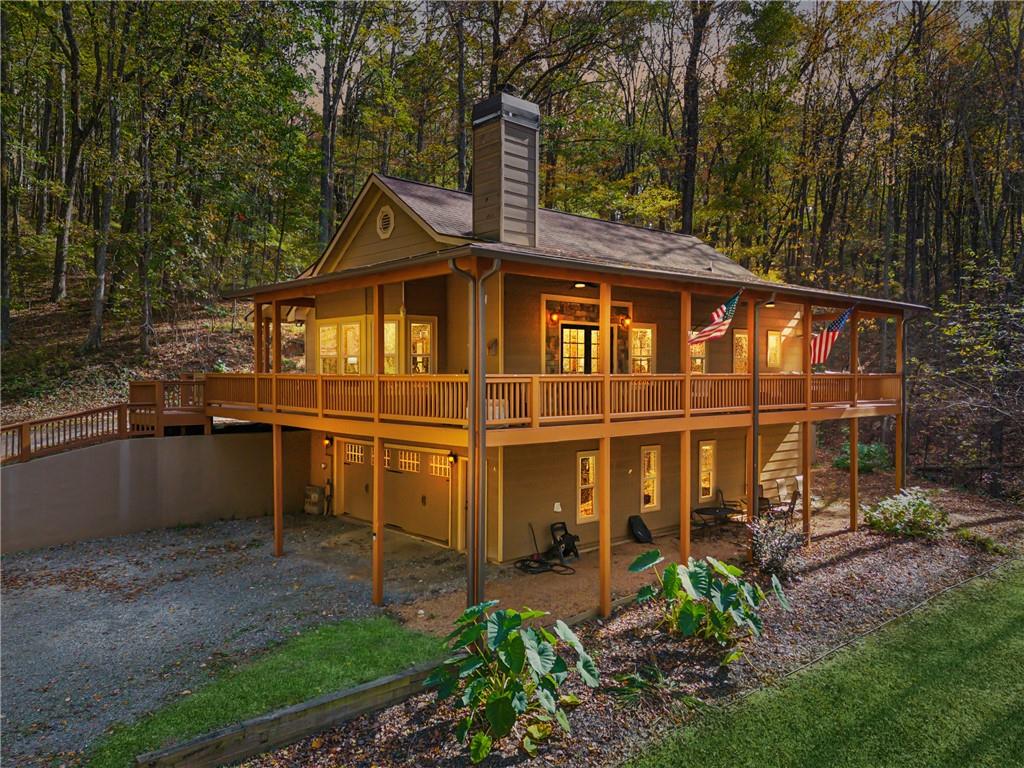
top-left (202, 371), bottom-right (902, 429)
top-left (1, 404), bottom-right (154, 464)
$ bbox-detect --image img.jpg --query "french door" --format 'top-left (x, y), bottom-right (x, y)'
top-left (561, 324), bottom-right (600, 374)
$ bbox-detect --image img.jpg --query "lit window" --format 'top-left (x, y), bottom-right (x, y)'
top-left (384, 319), bottom-right (399, 375)
top-left (767, 330), bottom-right (782, 369)
top-left (698, 440), bottom-right (716, 502)
top-left (369, 447), bottom-right (391, 469)
top-left (429, 454), bottom-right (451, 478)
top-left (733, 330), bottom-right (749, 374)
top-left (318, 324), bottom-right (339, 374)
top-left (690, 335), bottom-right (707, 373)
top-left (344, 443), bottom-right (365, 464)
top-left (630, 326), bottom-right (655, 374)
top-left (409, 320), bottom-right (433, 374)
top-left (341, 321), bottom-right (361, 374)
top-left (398, 449), bottom-right (420, 473)
top-left (577, 451), bottom-right (598, 524)
top-left (641, 445), bottom-right (660, 511)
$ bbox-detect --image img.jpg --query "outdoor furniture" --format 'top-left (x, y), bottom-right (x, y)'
top-left (692, 489), bottom-right (744, 529)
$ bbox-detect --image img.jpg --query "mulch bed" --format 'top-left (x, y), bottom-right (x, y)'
top-left (241, 480), bottom-right (1023, 768)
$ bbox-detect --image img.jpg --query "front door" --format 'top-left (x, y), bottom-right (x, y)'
top-left (561, 324), bottom-right (600, 374)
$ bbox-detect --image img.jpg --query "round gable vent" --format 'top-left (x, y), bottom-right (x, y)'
top-left (376, 205), bottom-right (395, 240)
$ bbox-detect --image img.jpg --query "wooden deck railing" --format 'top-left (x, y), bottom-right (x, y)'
top-left (202, 371), bottom-right (902, 429)
top-left (0, 404), bottom-right (154, 464)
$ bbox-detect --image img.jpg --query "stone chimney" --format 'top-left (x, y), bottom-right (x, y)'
top-left (471, 92), bottom-right (540, 247)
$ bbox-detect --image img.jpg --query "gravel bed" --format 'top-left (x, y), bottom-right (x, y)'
top-left (0, 514), bottom-right (464, 767)
top-left (242, 482), bottom-right (1023, 768)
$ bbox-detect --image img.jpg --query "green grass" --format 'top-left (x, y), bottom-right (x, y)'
top-left (86, 617), bottom-right (442, 768)
top-left (629, 561), bottom-right (1024, 768)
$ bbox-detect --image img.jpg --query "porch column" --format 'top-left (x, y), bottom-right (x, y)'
top-left (680, 430), bottom-right (691, 562)
top-left (272, 424), bottom-right (283, 556)
top-left (680, 289), bottom-right (691, 417)
top-left (849, 417), bottom-right (859, 530)
top-left (254, 301), bottom-right (264, 372)
top-left (373, 284), bottom-right (384, 422)
top-left (598, 281), bottom-right (612, 616)
top-left (272, 299), bottom-right (282, 373)
top-left (746, 425), bottom-right (756, 522)
top-left (803, 301), bottom-right (812, 407)
top-left (801, 419), bottom-right (812, 543)
top-left (372, 434), bottom-right (384, 605)
top-left (895, 313), bottom-right (905, 491)
top-left (850, 308), bottom-right (860, 406)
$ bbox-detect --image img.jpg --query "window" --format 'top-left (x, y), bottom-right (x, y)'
top-left (733, 330), bottom-right (749, 373)
top-left (344, 443), bottom-right (365, 464)
top-left (561, 325), bottom-right (600, 373)
top-left (383, 319), bottom-right (400, 375)
top-left (318, 324), bottom-right (339, 374)
top-left (630, 326), bottom-right (655, 373)
top-left (641, 445), bottom-right (660, 511)
top-left (397, 449), bottom-right (420, 473)
top-left (369, 447), bottom-right (391, 468)
top-left (767, 330), bottom-right (782, 370)
top-left (690, 335), bottom-right (707, 373)
top-left (577, 451), bottom-right (598, 523)
top-left (698, 440), bottom-right (716, 502)
top-left (408, 319), bottom-right (434, 373)
top-left (341, 321), bottom-right (362, 374)
top-left (429, 454), bottom-right (452, 479)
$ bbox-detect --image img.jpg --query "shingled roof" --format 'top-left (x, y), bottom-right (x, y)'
top-left (375, 174), bottom-right (761, 284)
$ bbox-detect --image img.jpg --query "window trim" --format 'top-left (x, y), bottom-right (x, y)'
top-left (689, 332), bottom-right (707, 374)
top-left (629, 324), bottom-right (657, 374)
top-left (698, 439), bottom-right (716, 503)
top-left (316, 315), bottom-right (366, 375)
top-left (640, 444), bottom-right (661, 512)
top-left (576, 450), bottom-right (599, 525)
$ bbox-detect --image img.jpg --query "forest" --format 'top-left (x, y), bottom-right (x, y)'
top-left (1, 1), bottom-right (1021, 497)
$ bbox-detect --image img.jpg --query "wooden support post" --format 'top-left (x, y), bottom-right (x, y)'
top-left (803, 302), bottom-right (812, 408)
top-left (254, 302), bottom-right (264, 373)
top-left (680, 430), bottom-right (691, 563)
top-left (154, 381), bottom-right (165, 438)
top-left (272, 424), bottom-right (284, 557)
top-left (849, 417), bottom-right (859, 531)
top-left (530, 376), bottom-right (541, 428)
top-left (599, 282), bottom-right (611, 422)
top-left (19, 423), bottom-right (31, 462)
top-left (373, 285), bottom-right (384, 422)
top-left (895, 313), bottom-right (905, 492)
top-left (117, 403), bottom-right (129, 438)
top-left (372, 434), bottom-right (385, 605)
top-left (272, 300), bottom-right (282, 374)
top-left (681, 289), bottom-right (691, 416)
top-left (850, 308), bottom-right (860, 406)
top-left (598, 435), bottom-right (612, 617)
top-left (801, 420), bottom-right (812, 543)
top-left (746, 425), bottom-right (756, 521)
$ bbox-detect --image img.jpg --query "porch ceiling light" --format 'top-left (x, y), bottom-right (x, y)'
top-left (572, 281), bottom-right (588, 289)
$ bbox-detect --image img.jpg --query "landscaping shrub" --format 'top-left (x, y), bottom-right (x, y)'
top-left (955, 528), bottom-right (1010, 555)
top-left (863, 487), bottom-right (948, 538)
top-left (425, 602), bottom-right (599, 763)
top-left (833, 442), bottom-right (891, 473)
top-left (748, 514), bottom-right (803, 576)
top-left (629, 551), bottom-right (789, 665)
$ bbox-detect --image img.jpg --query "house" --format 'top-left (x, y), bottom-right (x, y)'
top-left (198, 94), bottom-right (922, 615)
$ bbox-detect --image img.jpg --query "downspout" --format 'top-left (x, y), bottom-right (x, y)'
top-left (449, 256), bottom-right (501, 607)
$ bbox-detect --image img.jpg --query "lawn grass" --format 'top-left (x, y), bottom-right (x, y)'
top-left (86, 616), bottom-right (442, 768)
top-left (629, 561), bottom-right (1024, 768)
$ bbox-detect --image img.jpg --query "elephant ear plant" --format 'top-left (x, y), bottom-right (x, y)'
top-left (629, 550), bottom-right (790, 665)
top-left (425, 601), bottom-right (599, 763)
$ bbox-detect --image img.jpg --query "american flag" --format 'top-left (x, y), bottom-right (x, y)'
top-left (689, 291), bottom-right (741, 345)
top-left (810, 307), bottom-right (854, 365)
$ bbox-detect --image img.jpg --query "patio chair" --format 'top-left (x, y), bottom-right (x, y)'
top-left (692, 489), bottom-right (744, 529)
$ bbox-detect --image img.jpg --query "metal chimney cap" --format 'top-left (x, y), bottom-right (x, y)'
top-left (472, 92), bottom-right (541, 129)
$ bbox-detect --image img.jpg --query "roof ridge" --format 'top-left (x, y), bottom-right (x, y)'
top-left (378, 173), bottom-right (705, 245)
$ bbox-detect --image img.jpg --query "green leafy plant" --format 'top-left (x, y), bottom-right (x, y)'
top-left (425, 601), bottom-right (599, 763)
top-left (833, 442), bottom-right (891, 473)
top-left (607, 663), bottom-right (702, 709)
top-left (629, 551), bottom-right (789, 665)
top-left (864, 487), bottom-right (948, 538)
top-left (954, 528), bottom-right (1010, 555)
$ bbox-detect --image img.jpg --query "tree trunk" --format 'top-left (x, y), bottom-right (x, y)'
top-left (679, 1), bottom-right (713, 235)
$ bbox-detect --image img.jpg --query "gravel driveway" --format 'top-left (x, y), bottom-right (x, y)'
top-left (1, 514), bottom-right (465, 766)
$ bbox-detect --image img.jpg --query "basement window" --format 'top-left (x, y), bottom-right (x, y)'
top-left (376, 205), bottom-right (395, 239)
top-left (641, 445), bottom-right (660, 512)
top-left (576, 451), bottom-right (598, 524)
top-left (344, 443), bottom-right (365, 464)
top-left (698, 440), bottom-right (716, 502)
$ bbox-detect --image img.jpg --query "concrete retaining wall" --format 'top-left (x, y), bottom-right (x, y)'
top-left (1, 430), bottom-right (309, 554)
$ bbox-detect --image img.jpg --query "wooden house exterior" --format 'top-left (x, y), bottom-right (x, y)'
top-left (2, 93), bottom-right (925, 616)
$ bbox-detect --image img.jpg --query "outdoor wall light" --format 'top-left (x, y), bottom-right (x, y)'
top-left (548, 310), bottom-right (560, 325)
top-left (448, 452), bottom-right (456, 464)
top-left (618, 314), bottom-right (632, 330)
top-left (553, 502), bottom-right (562, 514)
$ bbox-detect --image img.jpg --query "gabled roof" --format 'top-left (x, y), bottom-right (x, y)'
top-left (375, 174), bottom-right (759, 284)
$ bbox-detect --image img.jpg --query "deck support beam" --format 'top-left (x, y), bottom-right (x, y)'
top-left (801, 420), bottom-right (812, 543)
top-left (849, 417), bottom-right (859, 530)
top-left (680, 430), bottom-right (691, 563)
top-left (272, 424), bottom-right (283, 557)
top-left (598, 280), bottom-right (612, 617)
top-left (372, 434), bottom-right (384, 605)
top-left (895, 314), bottom-right (905, 492)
